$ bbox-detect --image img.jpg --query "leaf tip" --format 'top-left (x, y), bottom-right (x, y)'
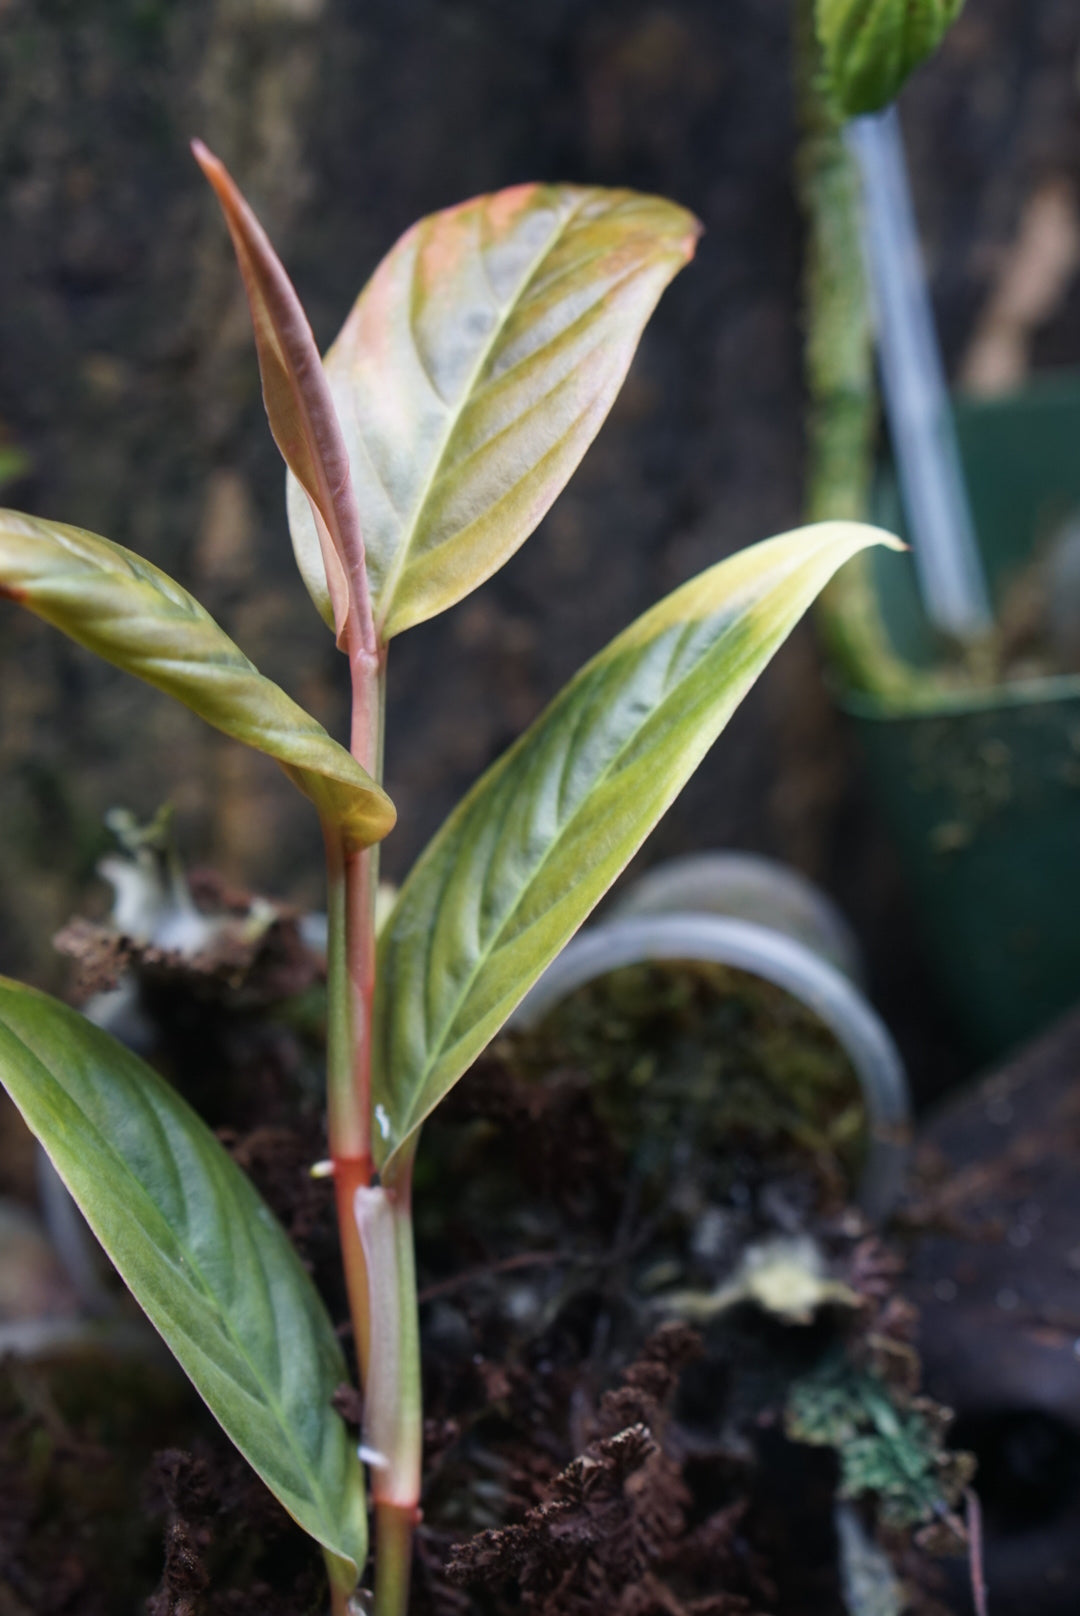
top-left (683, 212), bottom-right (705, 259)
top-left (814, 520), bottom-right (906, 558)
top-left (190, 137), bottom-right (221, 187)
top-left (191, 139), bottom-right (242, 226)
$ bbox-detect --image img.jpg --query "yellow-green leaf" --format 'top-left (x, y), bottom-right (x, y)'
top-left (287, 183), bottom-right (700, 640)
top-left (373, 521), bottom-right (900, 1173)
top-left (0, 976), bottom-right (368, 1584)
top-left (0, 509), bottom-right (394, 848)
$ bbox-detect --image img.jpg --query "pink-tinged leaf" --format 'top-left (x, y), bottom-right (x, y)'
top-left (192, 140), bottom-right (370, 653)
top-left (287, 183), bottom-right (701, 640)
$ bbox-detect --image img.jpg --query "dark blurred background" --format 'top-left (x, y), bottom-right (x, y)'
top-left (2, 0), bottom-right (1079, 1103)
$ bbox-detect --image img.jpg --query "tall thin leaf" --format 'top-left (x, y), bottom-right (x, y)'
top-left (193, 141), bottom-right (369, 650)
top-left (0, 510), bottom-right (394, 849)
top-left (373, 521), bottom-right (900, 1172)
top-left (287, 183), bottom-right (700, 640)
top-left (0, 977), bottom-right (368, 1583)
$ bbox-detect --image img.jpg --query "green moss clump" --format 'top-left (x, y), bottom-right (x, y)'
top-left (786, 1350), bottom-right (975, 1530)
top-left (508, 958), bottom-right (866, 1210)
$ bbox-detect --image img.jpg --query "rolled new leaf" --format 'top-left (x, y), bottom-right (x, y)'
top-left (373, 520), bottom-right (901, 1174)
top-left (0, 977), bottom-right (368, 1587)
top-left (0, 510), bottom-right (395, 849)
top-left (193, 141), bottom-right (366, 649)
top-left (816, 0), bottom-right (964, 117)
top-left (288, 183), bottom-right (700, 640)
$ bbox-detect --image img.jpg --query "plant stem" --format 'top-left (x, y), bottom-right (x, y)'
top-left (324, 824), bottom-right (374, 1378)
top-left (324, 647), bottom-right (387, 1382)
top-left (357, 1154), bottom-right (423, 1616)
top-left (327, 637), bottom-right (421, 1616)
top-left (793, 0), bottom-right (920, 706)
top-left (373, 1501), bottom-right (417, 1616)
top-left (793, 0), bottom-right (877, 528)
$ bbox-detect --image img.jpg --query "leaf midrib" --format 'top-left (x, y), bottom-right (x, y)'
top-left (373, 188), bottom-right (591, 637)
top-left (0, 1010), bottom-right (354, 1554)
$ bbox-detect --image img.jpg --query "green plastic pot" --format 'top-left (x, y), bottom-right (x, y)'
top-left (831, 373), bottom-right (1080, 1060)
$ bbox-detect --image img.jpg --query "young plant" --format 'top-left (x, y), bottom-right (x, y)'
top-left (0, 147), bottom-right (898, 1615)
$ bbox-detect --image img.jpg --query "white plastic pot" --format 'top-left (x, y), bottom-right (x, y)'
top-left (511, 854), bottom-right (911, 1222)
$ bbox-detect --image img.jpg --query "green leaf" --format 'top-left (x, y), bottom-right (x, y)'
top-left (0, 976), bottom-right (367, 1583)
top-left (287, 183), bottom-right (700, 640)
top-left (0, 509), bottom-right (395, 849)
top-left (816, 0), bottom-right (965, 118)
top-left (373, 521), bottom-right (900, 1172)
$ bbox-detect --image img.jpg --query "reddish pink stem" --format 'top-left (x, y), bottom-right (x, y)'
top-left (324, 637), bottom-right (385, 1387)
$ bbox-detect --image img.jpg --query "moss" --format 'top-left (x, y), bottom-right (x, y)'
top-left (504, 957), bottom-right (866, 1211)
top-left (786, 1349), bottom-right (975, 1531)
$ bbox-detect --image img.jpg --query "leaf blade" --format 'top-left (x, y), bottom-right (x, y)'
top-left (0, 977), bottom-right (367, 1581)
top-left (287, 183), bottom-right (700, 639)
top-left (193, 141), bottom-right (367, 647)
top-left (0, 509), bottom-right (395, 848)
top-left (373, 521), bottom-right (900, 1170)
